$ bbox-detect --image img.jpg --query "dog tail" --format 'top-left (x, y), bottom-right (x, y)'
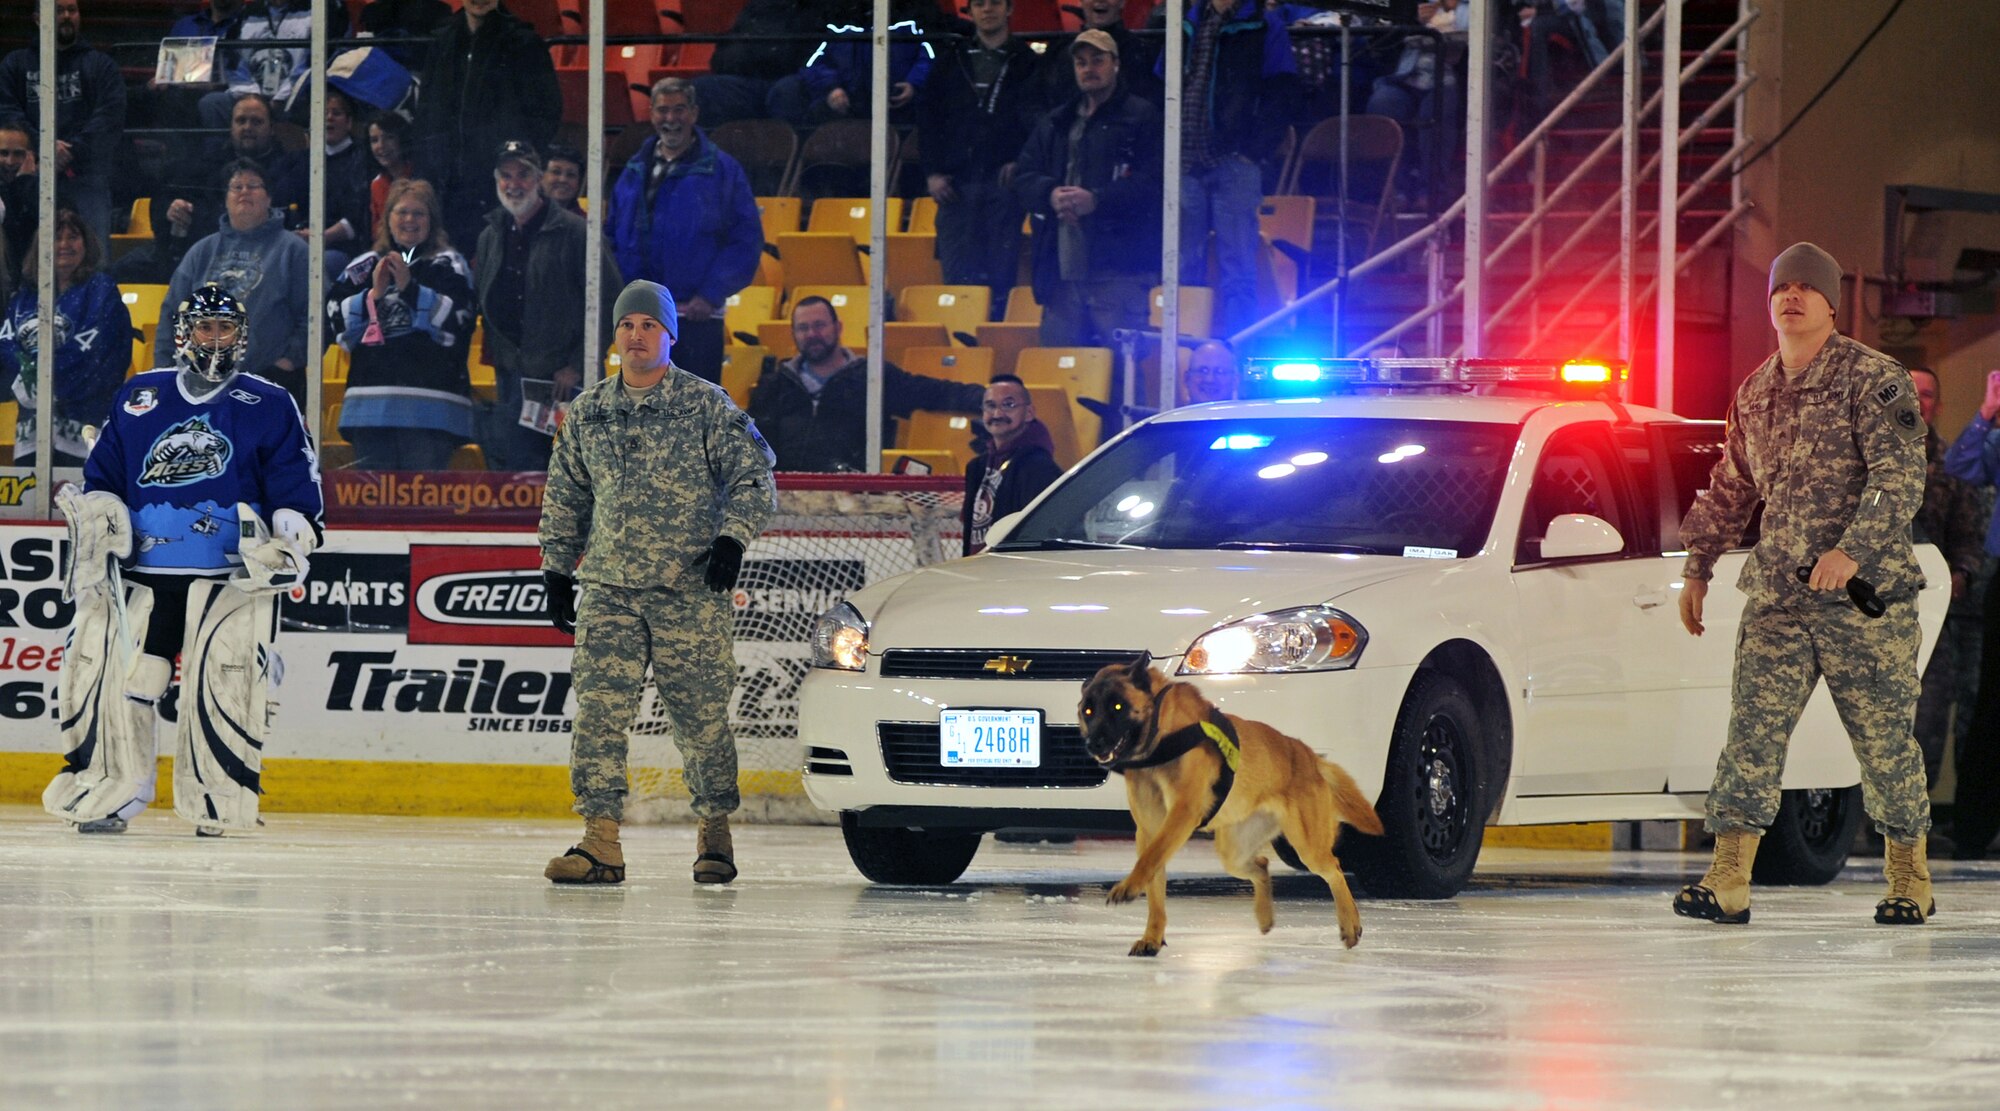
top-left (1320, 760), bottom-right (1385, 836)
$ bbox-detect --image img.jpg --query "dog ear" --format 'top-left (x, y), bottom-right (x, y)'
top-left (1126, 656), bottom-right (1152, 691)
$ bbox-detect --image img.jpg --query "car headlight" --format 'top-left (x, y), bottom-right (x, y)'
top-left (1179, 606), bottom-right (1367, 674)
top-left (811, 601), bottom-right (870, 671)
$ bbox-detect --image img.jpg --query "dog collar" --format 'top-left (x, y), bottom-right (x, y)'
top-left (1108, 708), bottom-right (1241, 826)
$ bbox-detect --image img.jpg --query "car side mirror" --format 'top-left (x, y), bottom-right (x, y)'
top-left (984, 511), bottom-right (1026, 549)
top-left (1539, 513), bottom-right (1624, 560)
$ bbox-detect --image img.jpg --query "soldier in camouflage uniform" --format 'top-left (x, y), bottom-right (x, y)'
top-left (1673, 243), bottom-right (1935, 926)
top-left (538, 280), bottom-right (777, 885)
top-left (1907, 367), bottom-right (1986, 788)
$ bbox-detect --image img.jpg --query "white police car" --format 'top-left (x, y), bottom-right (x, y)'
top-left (801, 359), bottom-right (1948, 897)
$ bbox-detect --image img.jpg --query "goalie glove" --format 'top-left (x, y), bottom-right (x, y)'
top-left (232, 505), bottom-right (318, 595)
top-left (55, 487), bottom-right (132, 602)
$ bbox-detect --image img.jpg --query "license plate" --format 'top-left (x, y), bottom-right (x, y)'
top-left (939, 709), bottom-right (1042, 768)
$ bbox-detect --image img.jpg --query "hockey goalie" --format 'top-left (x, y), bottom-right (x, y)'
top-left (43, 283), bottom-right (325, 836)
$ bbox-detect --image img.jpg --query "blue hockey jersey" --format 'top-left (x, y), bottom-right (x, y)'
top-left (84, 369), bottom-right (325, 575)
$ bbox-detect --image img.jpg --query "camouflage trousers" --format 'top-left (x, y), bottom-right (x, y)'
top-left (569, 582), bottom-right (740, 821)
top-left (1707, 593), bottom-right (1930, 841)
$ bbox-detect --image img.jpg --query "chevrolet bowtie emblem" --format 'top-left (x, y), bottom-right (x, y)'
top-left (983, 655), bottom-right (1032, 676)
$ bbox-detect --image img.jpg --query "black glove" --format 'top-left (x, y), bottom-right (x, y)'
top-left (543, 570), bottom-right (577, 634)
top-left (702, 536), bottom-right (745, 594)
top-left (1794, 566), bottom-right (1887, 618)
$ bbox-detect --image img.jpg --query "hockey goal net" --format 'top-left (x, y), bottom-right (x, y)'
top-left (625, 475), bottom-right (965, 822)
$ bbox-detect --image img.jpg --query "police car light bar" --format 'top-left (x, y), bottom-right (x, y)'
top-left (1241, 357), bottom-right (1626, 394)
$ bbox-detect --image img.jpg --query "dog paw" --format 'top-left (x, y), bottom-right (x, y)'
top-left (1107, 881), bottom-right (1137, 905)
top-left (1128, 938), bottom-right (1163, 957)
top-left (1341, 924), bottom-right (1362, 949)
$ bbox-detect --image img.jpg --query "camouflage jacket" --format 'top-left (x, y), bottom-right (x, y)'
top-left (1679, 333), bottom-right (1926, 601)
top-left (539, 365), bottom-right (777, 588)
top-left (1915, 429), bottom-right (1985, 581)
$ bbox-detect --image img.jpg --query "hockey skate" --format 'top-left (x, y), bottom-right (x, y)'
top-left (76, 816), bottom-right (129, 834)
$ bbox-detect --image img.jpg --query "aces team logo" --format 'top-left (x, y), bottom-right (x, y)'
top-left (139, 415), bottom-right (233, 487)
top-left (124, 386), bottom-right (161, 416)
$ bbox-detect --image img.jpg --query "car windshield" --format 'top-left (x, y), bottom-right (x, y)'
top-left (996, 417), bottom-right (1519, 557)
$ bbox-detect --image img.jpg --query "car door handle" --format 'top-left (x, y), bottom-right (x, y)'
top-left (1633, 589), bottom-right (1667, 610)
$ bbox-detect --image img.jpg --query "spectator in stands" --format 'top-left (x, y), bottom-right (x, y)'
top-left (1166, 0), bottom-right (1298, 337)
top-left (747, 294), bottom-right (985, 473)
top-left (201, 0), bottom-right (338, 129)
top-left (144, 0), bottom-right (248, 131)
top-left (168, 0), bottom-right (250, 48)
top-left (963, 374), bottom-right (1060, 555)
top-left (1519, 1), bottom-right (1623, 128)
top-left (1941, 368), bottom-right (2000, 859)
top-left (1180, 339), bottom-right (1239, 405)
top-left (766, 0), bottom-right (941, 129)
top-left (0, 205), bottom-right (132, 466)
top-left (308, 88), bottom-right (376, 273)
top-left (0, 121), bottom-right (34, 289)
top-left (1012, 30), bottom-right (1163, 350)
top-left (329, 178), bottom-right (477, 470)
top-left (0, 0), bottom-right (126, 246)
top-left (1046, 0), bottom-right (1162, 108)
top-left (368, 110), bottom-right (416, 234)
top-left (120, 92), bottom-right (305, 284)
top-left (165, 158), bottom-right (312, 406)
top-left (1910, 366), bottom-right (1986, 790)
top-left (917, 0), bottom-right (1045, 306)
top-left (416, 0), bottom-right (562, 258)
top-left (606, 78), bottom-right (762, 387)
top-left (539, 142), bottom-right (584, 215)
top-left (693, 0), bottom-right (826, 131)
top-left (474, 140), bottom-right (622, 472)
top-left (359, 0), bottom-right (454, 43)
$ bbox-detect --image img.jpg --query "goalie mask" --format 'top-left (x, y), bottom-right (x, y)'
top-left (174, 284), bottom-right (249, 384)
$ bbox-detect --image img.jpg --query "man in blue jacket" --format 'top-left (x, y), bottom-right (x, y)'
top-left (0, 0), bottom-right (126, 245)
top-left (606, 78), bottom-right (763, 386)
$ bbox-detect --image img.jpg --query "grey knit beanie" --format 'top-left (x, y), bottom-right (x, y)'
top-left (612, 280), bottom-right (678, 343)
top-left (1768, 242), bottom-right (1842, 313)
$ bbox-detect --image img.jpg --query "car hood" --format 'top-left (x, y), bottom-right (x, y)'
top-left (861, 550), bottom-right (1434, 656)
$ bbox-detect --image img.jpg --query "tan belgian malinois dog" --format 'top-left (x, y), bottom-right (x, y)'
top-left (1079, 659), bottom-right (1384, 956)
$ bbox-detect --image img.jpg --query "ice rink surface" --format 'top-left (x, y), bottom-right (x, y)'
top-left (7, 806), bottom-right (2000, 1111)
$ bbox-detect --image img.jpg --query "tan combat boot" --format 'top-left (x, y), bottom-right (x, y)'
top-left (545, 816), bottom-right (626, 884)
top-left (1673, 830), bottom-right (1760, 924)
top-left (1875, 838), bottom-right (1934, 924)
top-left (693, 814), bottom-right (737, 884)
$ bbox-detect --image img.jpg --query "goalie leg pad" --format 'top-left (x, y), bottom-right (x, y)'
top-left (172, 578), bottom-right (279, 831)
top-left (44, 580), bottom-right (160, 825)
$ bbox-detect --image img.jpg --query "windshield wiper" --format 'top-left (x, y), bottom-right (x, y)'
top-left (1003, 537), bottom-right (1144, 551)
top-left (1210, 541), bottom-right (1388, 554)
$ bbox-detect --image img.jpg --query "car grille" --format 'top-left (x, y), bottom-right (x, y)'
top-left (877, 648), bottom-right (1147, 681)
top-left (877, 722), bottom-right (1109, 788)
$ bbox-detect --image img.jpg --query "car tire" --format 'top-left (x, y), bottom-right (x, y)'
top-left (840, 812), bottom-right (983, 884)
top-left (1751, 784), bottom-right (1862, 886)
top-left (1345, 671), bottom-right (1487, 900)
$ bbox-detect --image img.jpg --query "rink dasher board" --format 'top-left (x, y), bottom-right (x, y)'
top-left (0, 523), bottom-right (917, 811)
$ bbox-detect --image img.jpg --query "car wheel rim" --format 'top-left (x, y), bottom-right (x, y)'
top-left (1797, 787), bottom-right (1838, 846)
top-left (1416, 712), bottom-right (1469, 861)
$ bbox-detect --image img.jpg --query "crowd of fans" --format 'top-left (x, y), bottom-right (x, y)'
top-left (0, 0), bottom-right (1626, 480)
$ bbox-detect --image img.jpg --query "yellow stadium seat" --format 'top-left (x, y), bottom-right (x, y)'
top-left (906, 196), bottom-right (939, 235)
top-left (122, 284), bottom-right (169, 328)
top-left (752, 247), bottom-right (785, 290)
top-left (756, 196), bottom-right (803, 241)
top-left (884, 232), bottom-right (942, 291)
top-left (0, 400), bottom-right (14, 446)
top-left (317, 442), bottom-right (355, 470)
top-left (899, 409), bottom-right (980, 472)
top-left (970, 321), bottom-right (1040, 378)
top-left (322, 403), bottom-right (345, 445)
top-left (1014, 346), bottom-right (1113, 452)
top-left (725, 286), bottom-right (780, 344)
top-left (895, 285), bottom-right (990, 344)
top-left (881, 448), bottom-right (959, 476)
top-left (1257, 195), bottom-right (1315, 255)
top-left (897, 344), bottom-right (992, 388)
top-left (807, 197), bottom-right (905, 242)
top-left (448, 443), bottom-right (486, 470)
top-left (110, 199), bottom-right (153, 259)
top-left (721, 344), bottom-right (768, 409)
top-left (1023, 384), bottom-right (1083, 469)
top-left (1149, 285), bottom-right (1216, 341)
top-left (876, 321), bottom-right (948, 366)
top-left (1003, 285), bottom-right (1042, 323)
top-left (322, 343), bottom-right (349, 382)
top-left (773, 231), bottom-right (865, 288)
top-left (755, 321), bottom-right (798, 360)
